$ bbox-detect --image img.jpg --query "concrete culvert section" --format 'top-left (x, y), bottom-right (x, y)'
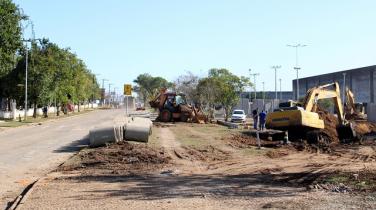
top-left (123, 122), bottom-right (151, 142)
top-left (125, 117), bottom-right (153, 135)
top-left (89, 126), bottom-right (117, 147)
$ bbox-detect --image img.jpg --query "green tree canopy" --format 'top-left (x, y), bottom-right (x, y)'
top-left (197, 68), bottom-right (250, 121)
top-left (10, 39), bottom-right (100, 117)
top-left (0, 0), bottom-right (28, 100)
top-left (133, 73), bottom-right (170, 106)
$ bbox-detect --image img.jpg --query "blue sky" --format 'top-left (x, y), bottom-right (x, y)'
top-left (15, 0), bottom-right (376, 95)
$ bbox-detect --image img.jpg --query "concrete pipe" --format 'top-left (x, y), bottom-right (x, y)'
top-left (123, 122), bottom-right (150, 143)
top-left (89, 126), bottom-right (117, 147)
top-left (114, 124), bottom-right (123, 142)
top-left (125, 117), bottom-right (153, 135)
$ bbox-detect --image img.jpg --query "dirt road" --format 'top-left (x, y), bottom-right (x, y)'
top-left (18, 120), bottom-right (376, 209)
top-left (0, 108), bottom-right (128, 210)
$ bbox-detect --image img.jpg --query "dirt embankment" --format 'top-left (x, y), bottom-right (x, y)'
top-left (16, 121), bottom-right (373, 209)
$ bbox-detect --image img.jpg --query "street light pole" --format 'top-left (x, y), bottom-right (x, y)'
top-left (21, 38), bottom-right (41, 120)
top-left (250, 72), bottom-right (260, 100)
top-left (287, 44), bottom-right (306, 100)
top-left (294, 67), bottom-right (301, 99)
top-left (343, 73), bottom-right (346, 106)
top-left (270, 66), bottom-right (281, 100)
top-left (248, 69), bottom-right (251, 100)
top-left (24, 49), bottom-right (28, 120)
top-left (262, 82), bottom-right (265, 100)
top-left (279, 79), bottom-right (282, 100)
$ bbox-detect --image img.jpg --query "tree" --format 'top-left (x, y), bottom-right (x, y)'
top-left (171, 71), bottom-right (199, 103)
top-left (198, 68), bottom-right (250, 121)
top-left (133, 73), bottom-right (169, 106)
top-left (195, 77), bottom-right (220, 111)
top-left (10, 38), bottom-right (98, 117)
top-left (0, 0), bottom-right (28, 108)
top-left (318, 98), bottom-right (334, 110)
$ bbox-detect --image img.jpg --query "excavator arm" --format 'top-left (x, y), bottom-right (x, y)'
top-left (302, 82), bottom-right (346, 125)
top-left (345, 87), bottom-right (364, 115)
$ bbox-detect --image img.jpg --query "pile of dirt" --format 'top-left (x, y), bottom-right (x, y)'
top-left (316, 105), bottom-right (340, 142)
top-left (223, 133), bottom-right (280, 148)
top-left (65, 141), bottom-right (171, 174)
top-left (356, 122), bottom-right (376, 135)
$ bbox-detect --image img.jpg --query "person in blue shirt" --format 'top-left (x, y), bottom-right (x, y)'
top-left (259, 110), bottom-right (267, 131)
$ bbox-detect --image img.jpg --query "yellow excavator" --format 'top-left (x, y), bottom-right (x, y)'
top-left (148, 88), bottom-right (207, 123)
top-left (345, 87), bottom-right (365, 119)
top-left (266, 82), bottom-right (356, 143)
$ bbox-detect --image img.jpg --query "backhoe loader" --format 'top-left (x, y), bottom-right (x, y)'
top-left (266, 82), bottom-right (356, 143)
top-left (148, 88), bottom-right (207, 123)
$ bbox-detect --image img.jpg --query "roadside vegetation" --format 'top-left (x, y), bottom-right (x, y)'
top-left (0, 0), bottom-right (101, 118)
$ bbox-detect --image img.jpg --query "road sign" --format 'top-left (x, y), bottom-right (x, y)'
top-left (124, 84), bottom-right (132, 95)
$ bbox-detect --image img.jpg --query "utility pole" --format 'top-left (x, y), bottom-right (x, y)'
top-left (102, 79), bottom-right (109, 105)
top-left (108, 83), bottom-right (114, 107)
top-left (92, 73), bottom-right (100, 108)
top-left (287, 44), bottom-right (306, 100)
top-left (270, 66), bottom-right (281, 100)
top-left (102, 79), bottom-right (109, 89)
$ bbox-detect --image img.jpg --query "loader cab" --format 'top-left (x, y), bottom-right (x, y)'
top-left (163, 93), bottom-right (187, 108)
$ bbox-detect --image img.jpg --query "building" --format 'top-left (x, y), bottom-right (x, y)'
top-left (293, 65), bottom-right (376, 104)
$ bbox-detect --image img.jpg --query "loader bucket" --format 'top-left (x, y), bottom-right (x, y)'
top-left (192, 114), bottom-right (207, 124)
top-left (336, 121), bottom-right (356, 140)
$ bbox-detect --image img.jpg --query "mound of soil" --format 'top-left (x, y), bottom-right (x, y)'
top-left (224, 133), bottom-right (280, 148)
top-left (68, 141), bottom-right (171, 174)
top-left (316, 105), bottom-right (340, 142)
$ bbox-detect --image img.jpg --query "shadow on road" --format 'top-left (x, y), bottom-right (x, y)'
top-left (53, 135), bottom-right (89, 153)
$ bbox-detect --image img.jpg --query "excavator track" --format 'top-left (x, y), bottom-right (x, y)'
top-left (306, 130), bottom-right (332, 145)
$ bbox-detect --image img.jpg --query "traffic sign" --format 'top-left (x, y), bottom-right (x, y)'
top-left (124, 84), bottom-right (132, 95)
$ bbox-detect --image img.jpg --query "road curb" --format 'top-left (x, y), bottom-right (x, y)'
top-left (10, 177), bottom-right (44, 210)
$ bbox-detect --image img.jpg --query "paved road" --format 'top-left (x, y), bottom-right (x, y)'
top-left (0, 108), bottom-right (128, 210)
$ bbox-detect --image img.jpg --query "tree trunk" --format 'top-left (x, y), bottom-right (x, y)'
top-left (33, 103), bottom-right (37, 118)
top-left (57, 105), bottom-right (60, 116)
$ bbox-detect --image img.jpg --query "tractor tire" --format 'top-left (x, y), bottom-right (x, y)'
top-left (161, 109), bottom-right (172, 122)
top-left (180, 114), bottom-right (188, 122)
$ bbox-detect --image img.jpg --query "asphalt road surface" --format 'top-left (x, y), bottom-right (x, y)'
top-left (0, 108), bottom-right (128, 209)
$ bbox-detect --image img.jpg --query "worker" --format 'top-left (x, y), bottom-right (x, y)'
top-left (252, 108), bottom-right (259, 130)
top-left (259, 110), bottom-right (267, 131)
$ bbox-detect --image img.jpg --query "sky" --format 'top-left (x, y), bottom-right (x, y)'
top-left (14, 0), bottom-right (376, 95)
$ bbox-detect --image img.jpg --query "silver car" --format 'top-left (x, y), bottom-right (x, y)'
top-left (230, 109), bottom-right (246, 123)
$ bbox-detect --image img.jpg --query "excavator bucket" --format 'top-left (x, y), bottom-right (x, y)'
top-left (336, 121), bottom-right (356, 140)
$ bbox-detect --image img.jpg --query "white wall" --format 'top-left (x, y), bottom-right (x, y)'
top-left (0, 103), bottom-right (98, 120)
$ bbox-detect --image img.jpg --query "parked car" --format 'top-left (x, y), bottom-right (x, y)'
top-left (230, 109), bottom-right (246, 123)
